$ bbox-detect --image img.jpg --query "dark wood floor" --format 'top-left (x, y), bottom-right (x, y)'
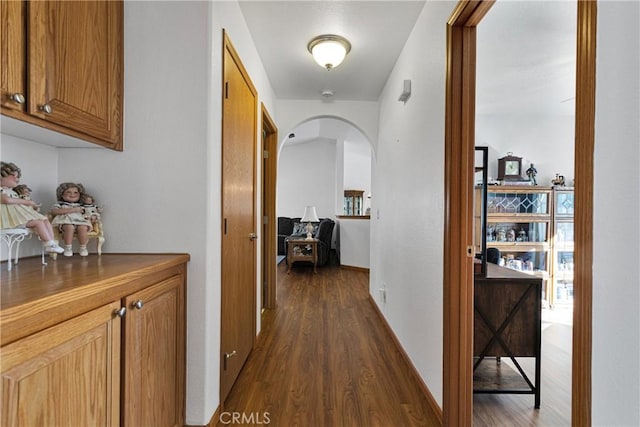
top-left (217, 256), bottom-right (441, 426)
top-left (217, 255), bottom-right (572, 427)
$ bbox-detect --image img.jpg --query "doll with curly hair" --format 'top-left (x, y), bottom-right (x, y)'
top-left (0, 161), bottom-right (64, 254)
top-left (50, 182), bottom-right (93, 257)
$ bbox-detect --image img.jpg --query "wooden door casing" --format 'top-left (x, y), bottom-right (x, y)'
top-left (220, 30), bottom-right (258, 403)
top-left (261, 103), bottom-right (278, 310)
top-left (1, 301), bottom-right (121, 427)
top-left (444, 1), bottom-right (595, 424)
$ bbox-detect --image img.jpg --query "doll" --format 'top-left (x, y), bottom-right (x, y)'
top-left (13, 184), bottom-right (41, 211)
top-left (81, 193), bottom-right (103, 233)
top-left (0, 162), bottom-right (64, 254)
top-left (50, 182), bottom-right (93, 257)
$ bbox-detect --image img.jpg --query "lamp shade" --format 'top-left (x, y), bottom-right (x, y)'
top-left (307, 35), bottom-right (351, 70)
top-left (301, 206), bottom-right (319, 223)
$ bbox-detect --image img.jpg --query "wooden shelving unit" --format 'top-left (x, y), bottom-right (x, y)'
top-left (475, 186), bottom-right (574, 307)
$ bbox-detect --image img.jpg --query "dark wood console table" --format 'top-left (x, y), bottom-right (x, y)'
top-left (474, 262), bottom-right (542, 408)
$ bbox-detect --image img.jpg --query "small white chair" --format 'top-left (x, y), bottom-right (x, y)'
top-left (1, 228), bottom-right (47, 270)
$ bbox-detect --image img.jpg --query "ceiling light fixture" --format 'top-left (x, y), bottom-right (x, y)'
top-left (307, 34), bottom-right (351, 71)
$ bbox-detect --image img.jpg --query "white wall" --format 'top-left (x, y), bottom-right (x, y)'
top-left (277, 140), bottom-right (337, 219)
top-left (275, 100), bottom-right (379, 153)
top-left (592, 1), bottom-right (640, 425)
top-left (343, 139), bottom-right (372, 212)
top-left (337, 218), bottom-right (370, 269)
top-left (476, 114), bottom-right (575, 185)
top-left (371, 0), bottom-right (453, 406)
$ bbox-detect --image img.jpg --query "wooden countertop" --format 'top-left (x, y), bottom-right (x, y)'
top-left (478, 262), bottom-right (542, 281)
top-left (1, 253), bottom-right (189, 346)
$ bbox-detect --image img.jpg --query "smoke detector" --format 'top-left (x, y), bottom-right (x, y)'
top-left (321, 89), bottom-right (334, 98)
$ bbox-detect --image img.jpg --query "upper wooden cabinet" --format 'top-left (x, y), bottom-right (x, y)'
top-left (0, 1), bottom-right (26, 114)
top-left (1, 0), bottom-right (123, 150)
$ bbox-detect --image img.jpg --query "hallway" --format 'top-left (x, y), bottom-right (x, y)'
top-left (218, 257), bottom-right (441, 426)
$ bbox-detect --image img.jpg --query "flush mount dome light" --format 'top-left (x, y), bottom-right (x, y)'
top-left (307, 34), bottom-right (351, 71)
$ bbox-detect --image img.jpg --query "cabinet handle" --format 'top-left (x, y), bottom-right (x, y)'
top-left (133, 300), bottom-right (144, 310)
top-left (39, 103), bottom-right (53, 114)
top-left (9, 93), bottom-right (25, 104)
top-left (114, 307), bottom-right (126, 317)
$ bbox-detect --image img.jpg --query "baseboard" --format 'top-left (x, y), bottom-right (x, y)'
top-left (367, 294), bottom-right (443, 424)
top-left (340, 264), bottom-right (370, 273)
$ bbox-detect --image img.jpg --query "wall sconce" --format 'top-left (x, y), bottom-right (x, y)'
top-left (307, 34), bottom-right (351, 71)
top-left (398, 79), bottom-right (411, 103)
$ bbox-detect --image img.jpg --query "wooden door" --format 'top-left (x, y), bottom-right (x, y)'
top-left (1, 301), bottom-right (121, 427)
top-left (27, 0), bottom-right (123, 148)
top-left (0, 0), bottom-right (25, 112)
top-left (220, 31), bottom-right (258, 403)
top-left (122, 275), bottom-right (185, 427)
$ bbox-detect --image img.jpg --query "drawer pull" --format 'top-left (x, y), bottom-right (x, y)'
top-left (133, 300), bottom-right (144, 309)
top-left (114, 307), bottom-right (126, 317)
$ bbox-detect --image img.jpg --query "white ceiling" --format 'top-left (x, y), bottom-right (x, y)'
top-left (238, 1), bottom-right (576, 140)
top-left (476, 1), bottom-right (576, 116)
top-left (239, 1), bottom-right (426, 102)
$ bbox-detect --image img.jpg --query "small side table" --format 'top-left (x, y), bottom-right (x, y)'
top-left (286, 237), bottom-right (319, 273)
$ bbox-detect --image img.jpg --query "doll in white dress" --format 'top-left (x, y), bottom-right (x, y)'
top-left (81, 193), bottom-right (103, 234)
top-left (0, 162), bottom-right (64, 254)
top-left (50, 182), bottom-right (93, 257)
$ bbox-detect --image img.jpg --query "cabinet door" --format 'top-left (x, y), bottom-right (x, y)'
top-left (122, 275), bottom-right (185, 427)
top-left (1, 301), bottom-right (121, 427)
top-left (0, 0), bottom-right (26, 112)
top-left (28, 1), bottom-right (123, 148)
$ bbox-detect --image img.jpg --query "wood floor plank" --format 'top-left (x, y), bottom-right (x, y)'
top-left (215, 256), bottom-right (571, 426)
top-left (217, 258), bottom-right (441, 426)
top-left (473, 321), bottom-right (572, 426)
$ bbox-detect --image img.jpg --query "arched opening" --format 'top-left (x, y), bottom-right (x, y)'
top-left (275, 116), bottom-right (374, 275)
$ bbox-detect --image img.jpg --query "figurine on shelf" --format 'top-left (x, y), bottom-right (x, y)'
top-left (0, 161), bottom-right (64, 254)
top-left (517, 229), bottom-right (527, 242)
top-left (526, 163), bottom-right (538, 185)
top-left (50, 182), bottom-right (93, 257)
top-left (551, 174), bottom-right (566, 187)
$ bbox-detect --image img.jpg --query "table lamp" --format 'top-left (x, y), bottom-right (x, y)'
top-left (301, 206), bottom-right (319, 240)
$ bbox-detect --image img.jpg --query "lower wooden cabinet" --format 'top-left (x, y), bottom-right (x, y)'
top-left (0, 254), bottom-right (188, 427)
top-left (1, 301), bottom-right (122, 427)
top-left (122, 275), bottom-right (185, 427)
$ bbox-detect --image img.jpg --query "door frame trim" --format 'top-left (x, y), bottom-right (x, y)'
top-left (261, 103), bottom-right (278, 309)
top-left (443, 1), bottom-right (595, 424)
